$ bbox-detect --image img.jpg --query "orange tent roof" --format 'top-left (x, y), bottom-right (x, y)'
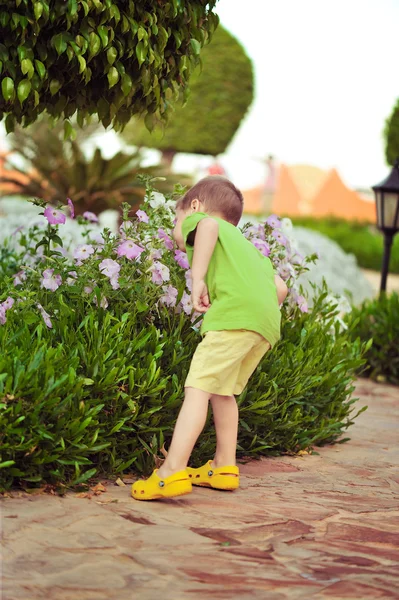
top-left (271, 164), bottom-right (303, 217)
top-left (242, 186), bottom-right (263, 215)
top-left (311, 168), bottom-right (375, 222)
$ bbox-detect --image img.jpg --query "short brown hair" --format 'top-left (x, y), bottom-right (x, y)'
top-left (177, 176), bottom-right (244, 225)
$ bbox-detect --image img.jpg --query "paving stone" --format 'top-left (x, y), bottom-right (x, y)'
top-left (2, 379), bottom-right (399, 600)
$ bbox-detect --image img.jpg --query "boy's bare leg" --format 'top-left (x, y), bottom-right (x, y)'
top-left (157, 387), bottom-right (210, 478)
top-left (210, 394), bottom-right (238, 468)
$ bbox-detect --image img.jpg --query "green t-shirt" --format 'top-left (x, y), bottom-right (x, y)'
top-left (182, 213), bottom-right (281, 346)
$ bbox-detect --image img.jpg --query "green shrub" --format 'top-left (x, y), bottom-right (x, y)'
top-left (292, 216), bottom-right (399, 274)
top-left (0, 0), bottom-right (218, 131)
top-left (384, 97), bottom-right (399, 166)
top-left (346, 293), bottom-right (399, 385)
top-left (0, 189), bottom-right (367, 490)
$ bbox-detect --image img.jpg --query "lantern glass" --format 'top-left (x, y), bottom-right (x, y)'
top-left (375, 191), bottom-right (383, 228)
top-left (383, 192), bottom-right (399, 229)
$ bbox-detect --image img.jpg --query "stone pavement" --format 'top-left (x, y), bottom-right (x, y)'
top-left (2, 379), bottom-right (399, 600)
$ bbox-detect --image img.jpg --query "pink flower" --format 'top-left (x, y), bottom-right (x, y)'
top-left (13, 270), bottom-right (27, 286)
top-left (110, 275), bottom-right (120, 290)
top-left (0, 305), bottom-right (6, 325)
top-left (1, 297), bottom-right (15, 311)
top-left (99, 259), bottom-right (120, 278)
top-left (89, 232), bottom-right (104, 246)
top-left (246, 224), bottom-right (265, 240)
top-left (37, 303), bottom-right (52, 328)
top-left (296, 294), bottom-right (308, 313)
top-left (158, 228), bottom-right (174, 250)
top-left (185, 269), bottom-right (193, 292)
top-left (67, 198), bottom-right (75, 219)
top-left (174, 250), bottom-right (189, 270)
top-left (84, 286), bottom-right (93, 294)
top-left (180, 291), bottom-right (193, 315)
top-left (117, 240), bottom-right (144, 260)
top-left (83, 211), bottom-right (99, 223)
top-left (272, 230), bottom-right (288, 246)
top-left (266, 215), bottom-right (282, 229)
top-left (149, 248), bottom-right (163, 260)
top-left (74, 244), bottom-right (95, 261)
top-left (252, 238), bottom-right (270, 257)
top-left (160, 285), bottom-right (178, 307)
top-left (44, 206), bottom-right (66, 225)
top-left (278, 262), bottom-right (294, 281)
top-left (94, 295), bottom-right (109, 309)
top-left (66, 271), bottom-right (78, 285)
top-left (150, 261), bottom-right (170, 285)
top-left (41, 268), bottom-right (62, 292)
top-left (136, 209), bottom-right (149, 223)
top-left (99, 258), bottom-right (120, 289)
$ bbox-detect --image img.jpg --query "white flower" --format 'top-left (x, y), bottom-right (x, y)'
top-left (281, 217), bottom-right (293, 234)
top-left (148, 192), bottom-right (166, 209)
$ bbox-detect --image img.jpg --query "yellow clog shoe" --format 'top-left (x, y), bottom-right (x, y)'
top-left (187, 461), bottom-right (239, 490)
top-left (131, 469), bottom-right (192, 501)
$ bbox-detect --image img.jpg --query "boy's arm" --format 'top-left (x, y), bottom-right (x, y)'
top-left (274, 274), bottom-right (288, 305)
top-left (191, 218), bottom-right (219, 313)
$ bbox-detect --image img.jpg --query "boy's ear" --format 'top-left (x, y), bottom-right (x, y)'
top-left (191, 198), bottom-right (201, 212)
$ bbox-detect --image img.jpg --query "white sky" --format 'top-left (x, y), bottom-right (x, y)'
top-left (1, 0), bottom-right (398, 192)
top-left (211, 0), bottom-right (399, 189)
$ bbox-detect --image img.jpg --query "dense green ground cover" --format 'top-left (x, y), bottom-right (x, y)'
top-left (347, 292), bottom-right (399, 385)
top-left (292, 217), bottom-right (399, 274)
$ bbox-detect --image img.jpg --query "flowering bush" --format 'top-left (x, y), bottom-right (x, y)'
top-left (0, 178), bottom-right (367, 490)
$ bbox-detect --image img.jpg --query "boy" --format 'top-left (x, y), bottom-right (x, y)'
top-left (132, 176), bottom-right (288, 500)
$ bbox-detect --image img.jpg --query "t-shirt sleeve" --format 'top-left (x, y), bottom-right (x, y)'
top-left (181, 213), bottom-right (208, 247)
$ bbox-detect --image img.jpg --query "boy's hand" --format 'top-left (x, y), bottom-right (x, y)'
top-left (192, 279), bottom-right (211, 313)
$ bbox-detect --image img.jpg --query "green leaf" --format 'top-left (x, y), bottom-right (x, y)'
top-left (71, 468), bottom-right (97, 485)
top-left (33, 2), bottom-right (43, 20)
top-left (144, 112), bottom-right (154, 133)
top-left (120, 73), bottom-right (132, 96)
top-left (0, 461), bottom-right (16, 469)
top-left (135, 41), bottom-right (147, 67)
top-left (190, 38), bottom-right (201, 55)
top-left (107, 66), bottom-right (119, 89)
top-left (107, 47), bottom-right (118, 65)
top-left (34, 59), bottom-right (46, 80)
top-left (5, 113), bottom-right (15, 133)
top-left (52, 33), bottom-right (68, 56)
top-left (1, 77), bottom-right (15, 102)
top-left (88, 32), bottom-right (101, 59)
top-left (77, 55), bottom-right (86, 74)
top-left (109, 4), bottom-right (120, 23)
top-left (21, 58), bottom-right (34, 80)
top-left (49, 79), bottom-right (61, 96)
top-left (97, 25), bottom-right (109, 48)
top-left (17, 79), bottom-right (31, 104)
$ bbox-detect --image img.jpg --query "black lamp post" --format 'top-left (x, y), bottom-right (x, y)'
top-left (372, 159), bottom-right (399, 293)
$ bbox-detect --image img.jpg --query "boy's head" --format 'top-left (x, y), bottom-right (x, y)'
top-left (176, 176), bottom-right (244, 226)
top-left (173, 176), bottom-right (244, 251)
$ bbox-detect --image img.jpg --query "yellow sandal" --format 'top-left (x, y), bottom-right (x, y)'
top-left (187, 461), bottom-right (239, 490)
top-left (131, 469), bottom-right (192, 501)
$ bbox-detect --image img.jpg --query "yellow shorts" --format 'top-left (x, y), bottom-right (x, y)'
top-left (185, 330), bottom-right (270, 397)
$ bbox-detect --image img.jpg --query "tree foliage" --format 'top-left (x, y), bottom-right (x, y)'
top-left (384, 98), bottom-right (399, 166)
top-left (0, 0), bottom-right (218, 132)
top-left (122, 25), bottom-right (254, 156)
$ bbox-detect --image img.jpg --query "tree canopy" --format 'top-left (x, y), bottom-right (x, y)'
top-left (121, 25), bottom-right (254, 156)
top-left (384, 98), bottom-right (399, 166)
top-left (0, 0), bottom-right (218, 133)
